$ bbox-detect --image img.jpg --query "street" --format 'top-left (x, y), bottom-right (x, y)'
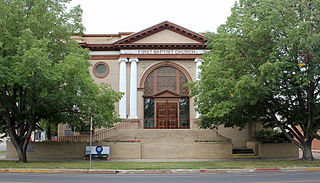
top-left (1, 172), bottom-right (320, 183)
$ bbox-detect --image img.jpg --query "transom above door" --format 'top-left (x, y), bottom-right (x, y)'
top-left (143, 65), bottom-right (190, 129)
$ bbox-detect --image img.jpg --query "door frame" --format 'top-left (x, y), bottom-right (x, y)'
top-left (154, 98), bottom-right (180, 129)
top-left (155, 98), bottom-right (179, 129)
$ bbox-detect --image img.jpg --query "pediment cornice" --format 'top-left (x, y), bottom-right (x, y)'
top-left (114, 21), bottom-right (206, 45)
top-left (79, 21), bottom-right (207, 51)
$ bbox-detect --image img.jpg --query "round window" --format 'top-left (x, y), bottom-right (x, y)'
top-left (93, 62), bottom-right (109, 78)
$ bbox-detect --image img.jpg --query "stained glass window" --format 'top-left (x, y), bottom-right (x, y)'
top-left (144, 72), bottom-right (154, 95)
top-left (144, 66), bottom-right (189, 95)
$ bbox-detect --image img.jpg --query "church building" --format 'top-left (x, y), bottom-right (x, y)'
top-left (57, 21), bottom-right (262, 159)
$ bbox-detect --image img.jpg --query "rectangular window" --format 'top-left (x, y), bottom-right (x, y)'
top-left (144, 98), bottom-right (154, 128)
top-left (179, 98), bottom-right (190, 128)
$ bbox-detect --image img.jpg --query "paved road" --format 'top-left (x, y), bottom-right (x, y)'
top-left (1, 172), bottom-right (320, 183)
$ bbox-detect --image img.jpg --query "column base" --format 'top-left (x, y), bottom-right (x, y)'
top-left (119, 115), bottom-right (127, 119)
top-left (128, 115), bottom-right (138, 119)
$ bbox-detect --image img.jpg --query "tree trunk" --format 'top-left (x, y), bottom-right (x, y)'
top-left (10, 136), bottom-right (29, 163)
top-left (6, 118), bottom-right (34, 163)
top-left (17, 145), bottom-right (28, 163)
top-left (302, 140), bottom-right (314, 161)
top-left (46, 126), bottom-right (52, 141)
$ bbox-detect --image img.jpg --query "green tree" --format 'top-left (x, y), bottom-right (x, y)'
top-left (190, 0), bottom-right (320, 161)
top-left (0, 0), bottom-right (121, 162)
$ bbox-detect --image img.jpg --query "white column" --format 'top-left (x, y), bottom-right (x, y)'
top-left (129, 58), bottom-right (139, 119)
top-left (118, 58), bottom-right (128, 118)
top-left (195, 58), bottom-right (204, 81)
top-left (195, 58), bottom-right (204, 119)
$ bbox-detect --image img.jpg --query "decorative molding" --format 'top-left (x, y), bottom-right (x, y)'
top-left (129, 58), bottom-right (139, 63)
top-left (141, 62), bottom-right (152, 69)
top-left (194, 58), bottom-right (204, 63)
top-left (89, 51), bottom-right (120, 56)
top-left (90, 55), bottom-right (119, 60)
top-left (118, 58), bottom-right (128, 63)
top-left (121, 49), bottom-right (208, 55)
top-left (183, 63), bottom-right (192, 68)
top-left (114, 21), bottom-right (206, 44)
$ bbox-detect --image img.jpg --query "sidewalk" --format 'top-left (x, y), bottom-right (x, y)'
top-left (0, 167), bottom-right (320, 175)
top-left (1, 147), bottom-right (320, 175)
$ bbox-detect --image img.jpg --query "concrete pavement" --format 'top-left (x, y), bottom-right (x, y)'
top-left (0, 167), bottom-right (320, 175)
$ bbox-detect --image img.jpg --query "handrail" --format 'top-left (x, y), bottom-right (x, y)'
top-left (58, 120), bottom-right (140, 142)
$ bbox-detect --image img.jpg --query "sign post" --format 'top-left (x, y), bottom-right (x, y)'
top-left (89, 117), bottom-right (93, 169)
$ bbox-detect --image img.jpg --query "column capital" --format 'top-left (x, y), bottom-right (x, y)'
top-left (118, 58), bottom-right (128, 63)
top-left (194, 58), bottom-right (204, 63)
top-left (129, 58), bottom-right (139, 63)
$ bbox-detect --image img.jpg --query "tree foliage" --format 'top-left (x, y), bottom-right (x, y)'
top-left (190, 0), bottom-right (320, 160)
top-left (0, 0), bottom-right (121, 162)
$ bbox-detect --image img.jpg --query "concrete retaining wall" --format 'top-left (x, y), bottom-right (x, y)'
top-left (193, 142), bottom-right (232, 159)
top-left (6, 140), bottom-right (232, 159)
top-left (6, 142), bottom-right (141, 159)
top-left (246, 141), bottom-right (299, 159)
top-left (259, 143), bottom-right (299, 159)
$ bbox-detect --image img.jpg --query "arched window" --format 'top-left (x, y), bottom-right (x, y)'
top-left (144, 66), bottom-right (189, 96)
top-left (143, 66), bottom-right (190, 129)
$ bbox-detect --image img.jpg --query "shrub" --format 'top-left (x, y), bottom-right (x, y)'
top-left (255, 129), bottom-right (291, 143)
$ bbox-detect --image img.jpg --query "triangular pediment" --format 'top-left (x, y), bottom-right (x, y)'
top-left (134, 29), bottom-right (201, 44)
top-left (114, 21), bottom-right (205, 45)
top-left (153, 90), bottom-right (181, 98)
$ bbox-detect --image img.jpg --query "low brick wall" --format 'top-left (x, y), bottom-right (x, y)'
top-left (6, 142), bottom-right (141, 159)
top-left (257, 142), bottom-right (299, 159)
top-left (313, 137), bottom-right (320, 150)
top-left (193, 142), bottom-right (232, 159)
top-left (6, 140), bottom-right (232, 159)
top-left (141, 139), bottom-right (232, 159)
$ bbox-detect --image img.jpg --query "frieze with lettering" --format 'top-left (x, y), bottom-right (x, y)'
top-left (120, 49), bottom-right (208, 55)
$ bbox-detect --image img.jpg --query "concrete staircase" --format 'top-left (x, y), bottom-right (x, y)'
top-left (108, 129), bottom-right (230, 141)
top-left (105, 129), bottom-right (232, 159)
top-left (57, 121), bottom-right (235, 159)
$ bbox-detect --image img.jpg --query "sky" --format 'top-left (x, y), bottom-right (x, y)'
top-left (69, 0), bottom-right (237, 34)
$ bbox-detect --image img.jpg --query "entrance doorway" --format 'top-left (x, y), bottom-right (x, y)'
top-left (143, 65), bottom-right (190, 129)
top-left (156, 101), bottom-right (178, 129)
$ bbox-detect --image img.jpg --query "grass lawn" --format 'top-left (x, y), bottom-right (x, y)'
top-left (0, 160), bottom-right (319, 170)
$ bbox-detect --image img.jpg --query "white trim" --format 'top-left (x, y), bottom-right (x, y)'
top-left (120, 49), bottom-right (208, 55)
top-left (89, 51), bottom-right (120, 56)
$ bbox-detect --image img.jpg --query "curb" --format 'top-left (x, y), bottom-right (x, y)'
top-left (0, 167), bottom-right (320, 174)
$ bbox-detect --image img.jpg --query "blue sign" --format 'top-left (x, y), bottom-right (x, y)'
top-left (95, 146), bottom-right (103, 154)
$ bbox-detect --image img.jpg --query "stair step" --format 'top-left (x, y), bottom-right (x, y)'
top-left (232, 148), bottom-right (254, 154)
top-left (233, 153), bottom-right (260, 159)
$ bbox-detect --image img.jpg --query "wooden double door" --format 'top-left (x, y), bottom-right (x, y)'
top-left (156, 101), bottom-right (178, 129)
